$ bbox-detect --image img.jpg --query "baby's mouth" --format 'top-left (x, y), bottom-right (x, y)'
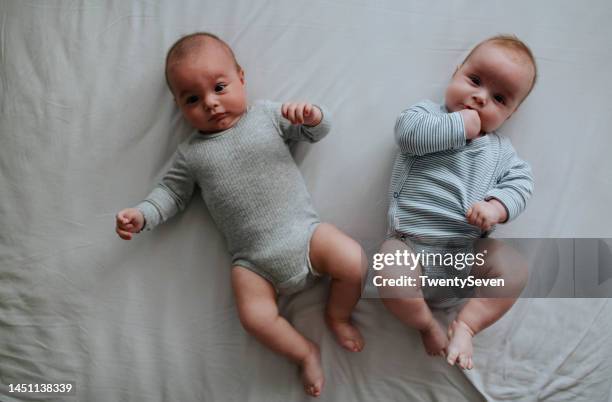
top-left (209, 113), bottom-right (227, 122)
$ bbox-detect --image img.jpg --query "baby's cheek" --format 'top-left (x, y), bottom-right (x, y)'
top-left (185, 110), bottom-right (203, 124)
top-left (180, 109), bottom-right (192, 120)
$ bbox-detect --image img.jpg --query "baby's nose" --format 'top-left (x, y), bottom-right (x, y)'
top-left (204, 94), bottom-right (220, 109)
top-left (472, 92), bottom-right (487, 106)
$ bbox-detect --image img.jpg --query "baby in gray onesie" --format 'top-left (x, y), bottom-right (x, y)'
top-left (115, 32), bottom-right (365, 397)
top-left (136, 99), bottom-right (328, 294)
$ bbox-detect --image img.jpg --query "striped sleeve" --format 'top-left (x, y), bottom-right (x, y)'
top-left (394, 100), bottom-right (466, 156)
top-left (135, 147), bottom-right (195, 231)
top-left (485, 140), bottom-right (534, 222)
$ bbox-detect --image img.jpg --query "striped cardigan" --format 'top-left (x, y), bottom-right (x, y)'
top-left (387, 100), bottom-right (534, 242)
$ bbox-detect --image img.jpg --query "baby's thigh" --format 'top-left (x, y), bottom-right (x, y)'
top-left (473, 239), bottom-right (529, 297)
top-left (376, 238), bottom-right (423, 299)
top-left (231, 266), bottom-right (279, 330)
top-left (308, 223), bottom-right (366, 281)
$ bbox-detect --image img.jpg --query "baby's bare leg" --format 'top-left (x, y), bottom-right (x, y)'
top-left (309, 223), bottom-right (366, 352)
top-left (231, 266), bottom-right (323, 397)
top-left (447, 239), bottom-right (528, 370)
top-left (377, 238), bottom-right (448, 357)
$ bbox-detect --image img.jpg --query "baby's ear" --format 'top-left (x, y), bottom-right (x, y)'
top-left (238, 68), bottom-right (245, 84)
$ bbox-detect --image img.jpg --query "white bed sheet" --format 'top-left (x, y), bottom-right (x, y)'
top-left (1, 0), bottom-right (611, 401)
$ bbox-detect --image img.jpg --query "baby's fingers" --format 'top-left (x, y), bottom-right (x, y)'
top-left (466, 209), bottom-right (479, 224)
top-left (281, 103), bottom-right (310, 124)
top-left (304, 103), bottom-right (313, 117)
top-left (117, 210), bottom-right (136, 225)
top-left (285, 103), bottom-right (297, 123)
top-left (468, 210), bottom-right (484, 227)
top-left (116, 213), bottom-right (127, 226)
top-left (482, 218), bottom-right (494, 231)
top-left (116, 218), bottom-right (130, 230)
top-left (116, 227), bottom-right (133, 240)
top-left (294, 103), bottom-right (306, 124)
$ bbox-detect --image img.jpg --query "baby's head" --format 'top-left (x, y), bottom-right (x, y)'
top-left (165, 32), bottom-right (247, 134)
top-left (445, 35), bottom-right (537, 133)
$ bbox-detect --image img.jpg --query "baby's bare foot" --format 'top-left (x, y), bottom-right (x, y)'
top-left (419, 319), bottom-right (448, 357)
top-left (325, 316), bottom-right (364, 352)
top-left (446, 319), bottom-right (475, 370)
top-left (300, 343), bottom-right (324, 397)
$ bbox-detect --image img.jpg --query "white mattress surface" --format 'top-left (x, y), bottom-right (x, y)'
top-left (1, 1), bottom-right (611, 401)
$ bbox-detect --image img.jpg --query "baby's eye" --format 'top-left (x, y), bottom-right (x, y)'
top-left (214, 83), bottom-right (226, 93)
top-left (494, 94), bottom-right (506, 104)
top-left (185, 95), bottom-right (199, 105)
top-left (469, 75), bottom-right (481, 86)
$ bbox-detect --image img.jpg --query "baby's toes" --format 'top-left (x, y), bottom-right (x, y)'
top-left (305, 384), bottom-right (321, 397)
top-left (326, 317), bottom-right (364, 352)
top-left (458, 354), bottom-right (470, 369)
top-left (353, 337), bottom-right (364, 352)
top-left (344, 339), bottom-right (363, 352)
top-left (446, 349), bottom-right (459, 366)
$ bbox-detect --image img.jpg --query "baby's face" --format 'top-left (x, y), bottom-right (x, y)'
top-left (445, 43), bottom-right (534, 134)
top-left (167, 43), bottom-right (246, 134)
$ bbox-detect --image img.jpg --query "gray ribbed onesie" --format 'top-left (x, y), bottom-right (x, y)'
top-left (135, 100), bottom-right (330, 294)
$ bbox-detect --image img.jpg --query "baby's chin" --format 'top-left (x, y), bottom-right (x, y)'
top-left (197, 116), bottom-right (241, 134)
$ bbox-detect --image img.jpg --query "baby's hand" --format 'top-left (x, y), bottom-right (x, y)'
top-left (459, 109), bottom-right (482, 139)
top-left (115, 208), bottom-right (145, 240)
top-left (281, 102), bottom-right (322, 126)
top-left (466, 200), bottom-right (506, 231)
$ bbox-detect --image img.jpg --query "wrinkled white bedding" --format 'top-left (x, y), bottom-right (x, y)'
top-left (1, 0), bottom-right (611, 401)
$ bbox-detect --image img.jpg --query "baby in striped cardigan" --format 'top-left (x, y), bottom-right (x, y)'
top-left (380, 35), bottom-right (536, 369)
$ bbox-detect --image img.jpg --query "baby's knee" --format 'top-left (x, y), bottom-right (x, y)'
top-left (237, 302), bottom-right (278, 335)
top-left (312, 226), bottom-right (366, 282)
top-left (379, 238), bottom-right (410, 255)
top-left (342, 246), bottom-right (367, 283)
top-left (475, 239), bottom-right (529, 296)
top-left (507, 256), bottom-right (529, 294)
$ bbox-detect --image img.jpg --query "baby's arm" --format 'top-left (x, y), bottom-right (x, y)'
top-left (395, 100), bottom-right (478, 156)
top-left (264, 101), bottom-right (331, 143)
top-left (115, 147), bottom-right (195, 239)
top-left (467, 142), bottom-right (534, 230)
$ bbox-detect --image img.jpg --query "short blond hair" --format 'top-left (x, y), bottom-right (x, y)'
top-left (463, 34), bottom-right (537, 99)
top-left (164, 32), bottom-right (241, 91)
